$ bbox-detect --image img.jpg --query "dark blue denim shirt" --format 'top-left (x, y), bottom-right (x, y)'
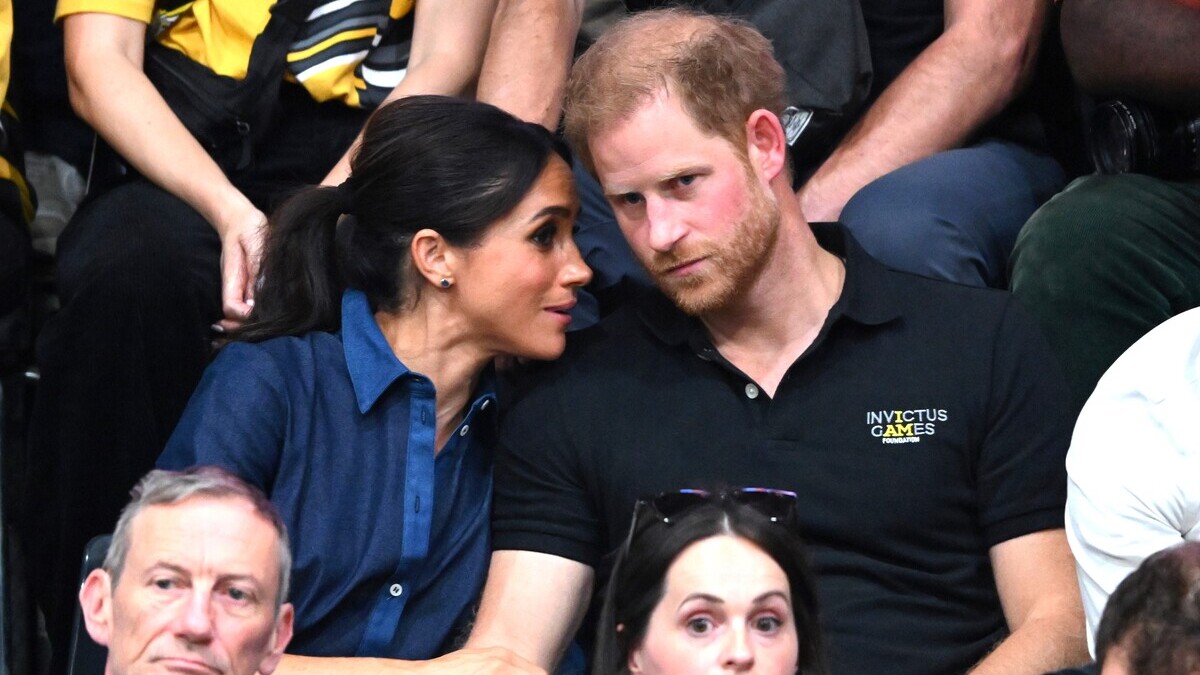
top-left (160, 289), bottom-right (495, 658)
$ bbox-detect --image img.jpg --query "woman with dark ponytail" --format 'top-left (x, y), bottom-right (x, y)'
top-left (157, 96), bottom-right (591, 665)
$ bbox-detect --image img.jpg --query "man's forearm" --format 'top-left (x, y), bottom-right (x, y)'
top-left (321, 0), bottom-right (497, 185)
top-left (1062, 0), bottom-right (1200, 107)
top-left (476, 0), bottom-right (583, 129)
top-left (276, 647), bottom-right (547, 675)
top-left (798, 0), bottom-right (1045, 221)
top-left (968, 613), bottom-right (1090, 674)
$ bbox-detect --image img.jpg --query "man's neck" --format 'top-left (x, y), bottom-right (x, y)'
top-left (701, 221), bottom-right (845, 397)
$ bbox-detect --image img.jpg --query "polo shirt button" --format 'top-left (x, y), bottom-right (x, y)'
top-left (459, 424), bottom-right (470, 437)
top-left (389, 583), bottom-right (403, 597)
top-left (744, 383), bottom-right (760, 399)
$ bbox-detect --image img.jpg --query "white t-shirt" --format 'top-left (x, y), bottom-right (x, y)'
top-left (1066, 306), bottom-right (1200, 655)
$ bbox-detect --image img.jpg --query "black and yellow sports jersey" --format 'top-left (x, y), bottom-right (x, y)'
top-left (55, 0), bottom-right (414, 108)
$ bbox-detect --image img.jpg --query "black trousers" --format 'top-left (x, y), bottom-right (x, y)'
top-left (21, 84), bottom-right (366, 675)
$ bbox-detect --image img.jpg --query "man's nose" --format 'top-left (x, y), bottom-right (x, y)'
top-left (171, 590), bottom-right (215, 642)
top-left (721, 625), bottom-right (755, 672)
top-left (644, 197), bottom-right (687, 253)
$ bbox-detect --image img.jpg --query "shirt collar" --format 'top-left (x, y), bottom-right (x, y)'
top-left (341, 289), bottom-right (411, 413)
top-left (637, 222), bottom-right (902, 348)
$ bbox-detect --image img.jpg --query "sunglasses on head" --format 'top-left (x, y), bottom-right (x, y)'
top-left (621, 487), bottom-right (799, 552)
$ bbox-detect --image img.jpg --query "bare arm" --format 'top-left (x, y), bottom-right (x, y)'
top-left (476, 0), bottom-right (584, 129)
top-left (968, 529), bottom-right (1089, 674)
top-left (275, 647), bottom-right (544, 675)
top-left (467, 550), bottom-right (595, 670)
top-left (797, 0), bottom-right (1047, 221)
top-left (63, 12), bottom-right (265, 326)
top-left (1061, 0), bottom-right (1200, 108)
top-left (322, 0), bottom-right (498, 184)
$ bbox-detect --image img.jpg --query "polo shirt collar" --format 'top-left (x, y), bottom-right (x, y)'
top-left (812, 222), bottom-right (904, 327)
top-left (636, 222), bottom-right (902, 348)
top-left (341, 289), bottom-right (412, 414)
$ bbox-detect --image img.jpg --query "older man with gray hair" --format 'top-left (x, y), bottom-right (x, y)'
top-left (78, 466), bottom-right (294, 675)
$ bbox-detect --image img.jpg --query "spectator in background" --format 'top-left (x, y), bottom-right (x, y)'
top-left (1065, 306), bottom-right (1200, 655)
top-left (1093, 542), bottom-right (1200, 675)
top-left (1010, 0), bottom-right (1200, 416)
top-left (593, 489), bottom-right (825, 675)
top-left (78, 466), bottom-right (294, 675)
top-left (26, 0), bottom-right (582, 671)
top-left (795, 0), bottom-right (1067, 287)
top-left (160, 96), bottom-right (588, 673)
top-left (0, 0), bottom-right (35, 364)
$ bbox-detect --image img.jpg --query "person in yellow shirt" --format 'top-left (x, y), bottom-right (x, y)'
top-left (0, 0), bottom-right (34, 360)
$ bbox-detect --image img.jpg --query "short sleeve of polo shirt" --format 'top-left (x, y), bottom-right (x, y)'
top-left (157, 341), bottom-right (289, 492)
top-left (975, 296), bottom-right (1072, 548)
top-left (55, 0), bottom-right (154, 24)
top-left (493, 363), bottom-right (602, 567)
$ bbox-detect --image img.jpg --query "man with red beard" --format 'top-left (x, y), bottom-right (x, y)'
top-left (465, 10), bottom-right (1088, 675)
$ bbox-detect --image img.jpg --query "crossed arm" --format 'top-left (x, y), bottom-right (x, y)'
top-left (797, 0), bottom-right (1047, 221)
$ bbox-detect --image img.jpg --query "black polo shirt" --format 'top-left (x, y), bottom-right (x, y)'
top-left (493, 223), bottom-right (1070, 675)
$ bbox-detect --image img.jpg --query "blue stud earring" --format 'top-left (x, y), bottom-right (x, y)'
top-left (440, 278), bottom-right (451, 288)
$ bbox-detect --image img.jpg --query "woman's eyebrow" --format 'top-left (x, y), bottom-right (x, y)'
top-left (529, 205), bottom-right (573, 222)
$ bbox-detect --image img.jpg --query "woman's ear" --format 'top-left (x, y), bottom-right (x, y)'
top-left (627, 642), bottom-right (645, 674)
top-left (410, 228), bottom-right (454, 288)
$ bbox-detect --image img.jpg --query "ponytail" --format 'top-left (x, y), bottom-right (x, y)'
top-left (231, 185), bottom-right (347, 342)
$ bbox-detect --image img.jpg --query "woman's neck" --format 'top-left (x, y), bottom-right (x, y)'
top-left (374, 304), bottom-right (492, 451)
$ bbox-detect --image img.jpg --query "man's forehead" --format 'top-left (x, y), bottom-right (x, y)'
top-left (128, 496), bottom-right (278, 564)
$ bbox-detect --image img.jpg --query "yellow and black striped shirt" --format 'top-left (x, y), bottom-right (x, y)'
top-left (1, 0), bottom-right (33, 223)
top-left (55, 0), bottom-right (415, 108)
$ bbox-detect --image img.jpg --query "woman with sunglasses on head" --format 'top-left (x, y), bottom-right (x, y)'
top-left (157, 96), bottom-right (591, 668)
top-left (596, 489), bottom-right (826, 675)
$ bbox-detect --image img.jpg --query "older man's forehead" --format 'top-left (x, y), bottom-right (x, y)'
top-left (127, 496), bottom-right (281, 586)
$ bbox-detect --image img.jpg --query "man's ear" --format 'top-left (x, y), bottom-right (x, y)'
top-left (745, 109), bottom-right (788, 184)
top-left (410, 228), bottom-right (455, 289)
top-left (79, 569), bottom-right (114, 647)
top-left (257, 603), bottom-right (294, 675)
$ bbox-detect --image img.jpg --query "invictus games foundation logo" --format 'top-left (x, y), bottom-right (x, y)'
top-left (866, 408), bottom-right (948, 444)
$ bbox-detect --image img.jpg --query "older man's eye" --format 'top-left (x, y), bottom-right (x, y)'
top-left (152, 578), bottom-right (178, 590)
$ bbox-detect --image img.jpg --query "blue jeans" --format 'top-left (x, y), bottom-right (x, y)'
top-left (839, 139), bottom-right (1066, 287)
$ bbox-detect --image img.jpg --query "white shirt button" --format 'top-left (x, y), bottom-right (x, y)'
top-left (389, 583), bottom-right (403, 597)
top-left (459, 424), bottom-right (470, 437)
top-left (744, 383), bottom-right (760, 399)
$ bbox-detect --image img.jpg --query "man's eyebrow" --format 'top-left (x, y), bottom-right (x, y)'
top-left (145, 562), bottom-right (190, 577)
